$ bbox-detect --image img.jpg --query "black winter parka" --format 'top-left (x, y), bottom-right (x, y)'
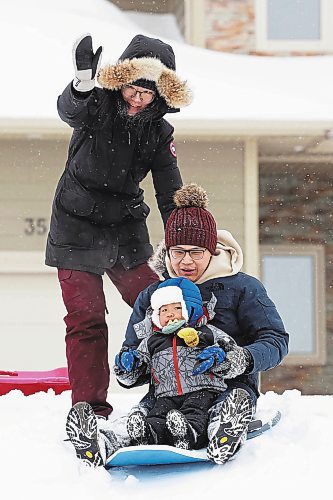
top-left (45, 84), bottom-right (182, 274)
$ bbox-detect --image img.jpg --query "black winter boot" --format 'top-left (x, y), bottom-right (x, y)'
top-left (206, 388), bottom-right (255, 464)
top-left (66, 402), bottom-right (118, 467)
top-left (166, 409), bottom-right (196, 450)
top-left (127, 411), bottom-right (148, 445)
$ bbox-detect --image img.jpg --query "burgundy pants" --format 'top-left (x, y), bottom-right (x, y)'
top-left (58, 263), bottom-right (158, 417)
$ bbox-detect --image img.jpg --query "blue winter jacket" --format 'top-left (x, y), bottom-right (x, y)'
top-left (118, 232), bottom-right (289, 398)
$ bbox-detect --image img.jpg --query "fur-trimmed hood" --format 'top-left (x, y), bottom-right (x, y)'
top-left (148, 230), bottom-right (244, 284)
top-left (97, 34), bottom-right (192, 109)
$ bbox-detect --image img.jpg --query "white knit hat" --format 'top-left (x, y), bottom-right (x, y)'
top-left (150, 285), bottom-right (188, 329)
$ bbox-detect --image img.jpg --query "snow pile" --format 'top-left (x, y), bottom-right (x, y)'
top-left (0, 388), bottom-right (331, 500)
top-left (1, 0), bottom-right (333, 122)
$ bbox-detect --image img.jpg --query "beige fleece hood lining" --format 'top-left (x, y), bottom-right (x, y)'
top-left (97, 56), bottom-right (192, 108)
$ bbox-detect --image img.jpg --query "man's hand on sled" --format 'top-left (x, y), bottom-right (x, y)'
top-left (72, 34), bottom-right (103, 92)
top-left (115, 347), bottom-right (143, 373)
top-left (192, 345), bottom-right (226, 375)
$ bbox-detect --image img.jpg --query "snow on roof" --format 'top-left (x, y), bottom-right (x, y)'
top-left (1, 0), bottom-right (333, 126)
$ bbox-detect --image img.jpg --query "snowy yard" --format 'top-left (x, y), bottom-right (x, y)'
top-left (0, 388), bottom-right (332, 500)
top-left (1, 2), bottom-right (332, 498)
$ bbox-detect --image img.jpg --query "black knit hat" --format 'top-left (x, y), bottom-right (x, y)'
top-left (165, 184), bottom-right (218, 255)
top-left (131, 78), bottom-right (157, 93)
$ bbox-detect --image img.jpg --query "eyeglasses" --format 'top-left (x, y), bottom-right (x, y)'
top-left (169, 248), bottom-right (207, 261)
top-left (121, 84), bottom-right (155, 104)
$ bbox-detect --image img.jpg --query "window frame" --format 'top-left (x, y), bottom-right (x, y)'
top-left (260, 244), bottom-right (326, 366)
top-left (255, 0), bottom-right (333, 52)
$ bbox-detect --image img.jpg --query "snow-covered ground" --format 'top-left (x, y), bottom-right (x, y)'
top-left (0, 388), bottom-right (332, 500)
top-left (1, 2), bottom-right (332, 498)
top-left (125, 11), bottom-right (184, 42)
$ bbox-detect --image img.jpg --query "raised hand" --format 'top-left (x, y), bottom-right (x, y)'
top-left (72, 34), bottom-right (103, 92)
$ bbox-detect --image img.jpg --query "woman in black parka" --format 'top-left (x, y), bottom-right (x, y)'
top-left (45, 33), bottom-right (192, 418)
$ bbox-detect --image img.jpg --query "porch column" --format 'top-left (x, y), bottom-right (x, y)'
top-left (244, 139), bottom-right (259, 278)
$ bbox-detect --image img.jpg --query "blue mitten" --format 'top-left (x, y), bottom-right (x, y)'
top-left (115, 347), bottom-right (142, 373)
top-left (192, 345), bottom-right (226, 375)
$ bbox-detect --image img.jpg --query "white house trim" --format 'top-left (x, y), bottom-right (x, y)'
top-left (244, 140), bottom-right (259, 278)
top-left (255, 0), bottom-right (333, 53)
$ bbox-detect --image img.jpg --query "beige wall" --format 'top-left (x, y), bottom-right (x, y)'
top-left (0, 136), bottom-right (245, 253)
top-left (0, 133), bottom-right (245, 375)
top-left (142, 138), bottom-right (245, 249)
top-left (0, 138), bottom-right (68, 252)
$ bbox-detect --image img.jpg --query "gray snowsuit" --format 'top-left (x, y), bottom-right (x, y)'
top-left (116, 323), bottom-right (229, 447)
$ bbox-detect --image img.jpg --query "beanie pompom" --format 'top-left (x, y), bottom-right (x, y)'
top-left (174, 183), bottom-right (209, 209)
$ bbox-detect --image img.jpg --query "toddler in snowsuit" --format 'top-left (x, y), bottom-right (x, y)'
top-left (115, 277), bottom-right (230, 450)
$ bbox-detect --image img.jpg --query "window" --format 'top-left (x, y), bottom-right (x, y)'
top-left (255, 0), bottom-right (333, 52)
top-left (260, 245), bottom-right (326, 365)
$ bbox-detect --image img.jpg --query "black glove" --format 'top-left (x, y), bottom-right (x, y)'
top-left (212, 336), bottom-right (253, 379)
top-left (72, 34), bottom-right (103, 92)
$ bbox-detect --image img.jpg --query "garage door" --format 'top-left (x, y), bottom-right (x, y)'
top-left (0, 137), bottom-right (143, 392)
top-left (0, 252), bottom-right (133, 384)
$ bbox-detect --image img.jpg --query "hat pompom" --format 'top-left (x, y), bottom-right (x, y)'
top-left (174, 183), bottom-right (209, 209)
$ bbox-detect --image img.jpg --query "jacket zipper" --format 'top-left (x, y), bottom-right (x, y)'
top-left (151, 368), bottom-right (160, 385)
top-left (172, 336), bottom-right (182, 395)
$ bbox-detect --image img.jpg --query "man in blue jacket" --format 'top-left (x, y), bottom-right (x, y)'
top-left (67, 183), bottom-right (288, 467)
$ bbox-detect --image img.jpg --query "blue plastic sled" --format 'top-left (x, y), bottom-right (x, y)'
top-left (106, 445), bottom-right (208, 467)
top-left (105, 410), bottom-right (281, 468)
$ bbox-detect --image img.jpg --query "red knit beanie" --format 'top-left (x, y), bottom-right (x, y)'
top-left (165, 184), bottom-right (217, 254)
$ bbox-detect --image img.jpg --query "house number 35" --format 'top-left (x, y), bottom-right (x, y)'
top-left (24, 218), bottom-right (48, 236)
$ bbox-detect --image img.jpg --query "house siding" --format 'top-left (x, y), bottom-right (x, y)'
top-left (259, 161), bottom-right (333, 394)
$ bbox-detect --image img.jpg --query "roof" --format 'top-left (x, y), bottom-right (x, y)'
top-left (1, 0), bottom-right (333, 134)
